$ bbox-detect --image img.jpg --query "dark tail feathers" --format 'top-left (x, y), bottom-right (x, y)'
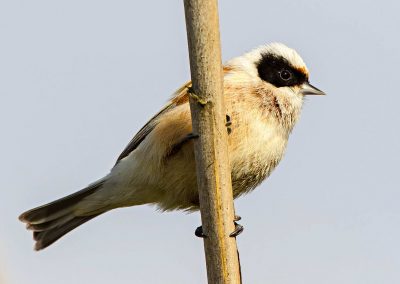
top-left (19, 180), bottom-right (105, 250)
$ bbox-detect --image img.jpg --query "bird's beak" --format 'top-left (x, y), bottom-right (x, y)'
top-left (300, 82), bottom-right (326, 96)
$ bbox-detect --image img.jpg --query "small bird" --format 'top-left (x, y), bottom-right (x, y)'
top-left (19, 43), bottom-right (325, 250)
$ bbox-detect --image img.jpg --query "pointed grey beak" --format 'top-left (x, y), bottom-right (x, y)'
top-left (300, 82), bottom-right (326, 96)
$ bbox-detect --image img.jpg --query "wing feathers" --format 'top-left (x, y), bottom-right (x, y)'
top-left (115, 81), bottom-right (191, 164)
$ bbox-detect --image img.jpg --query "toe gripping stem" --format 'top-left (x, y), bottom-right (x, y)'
top-left (195, 215), bottom-right (243, 238)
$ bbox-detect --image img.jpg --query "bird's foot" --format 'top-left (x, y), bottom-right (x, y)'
top-left (234, 215), bottom-right (241, 221)
top-left (194, 215), bottom-right (244, 238)
top-left (229, 222), bottom-right (244, 238)
top-left (195, 225), bottom-right (207, 238)
top-left (226, 114), bottom-right (232, 134)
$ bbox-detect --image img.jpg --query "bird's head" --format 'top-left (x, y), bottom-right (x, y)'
top-left (226, 42), bottom-right (325, 98)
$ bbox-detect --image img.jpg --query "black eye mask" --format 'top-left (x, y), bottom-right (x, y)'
top-left (257, 53), bottom-right (308, 88)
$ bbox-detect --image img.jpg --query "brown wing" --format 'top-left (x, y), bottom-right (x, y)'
top-left (115, 81), bottom-right (191, 164)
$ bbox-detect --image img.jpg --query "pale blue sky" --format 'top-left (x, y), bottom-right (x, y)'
top-left (1, 0), bottom-right (399, 283)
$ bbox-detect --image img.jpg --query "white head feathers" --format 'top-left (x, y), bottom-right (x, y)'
top-left (226, 43), bottom-right (308, 81)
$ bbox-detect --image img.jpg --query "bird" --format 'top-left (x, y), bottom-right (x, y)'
top-left (19, 43), bottom-right (325, 251)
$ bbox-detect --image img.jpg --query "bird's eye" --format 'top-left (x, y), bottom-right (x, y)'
top-left (279, 70), bottom-right (292, 81)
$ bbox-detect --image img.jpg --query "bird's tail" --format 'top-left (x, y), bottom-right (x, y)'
top-left (19, 179), bottom-right (107, 251)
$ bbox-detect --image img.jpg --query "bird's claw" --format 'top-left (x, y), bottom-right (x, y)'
top-left (226, 114), bottom-right (232, 134)
top-left (229, 222), bottom-right (244, 238)
top-left (195, 215), bottom-right (244, 238)
top-left (195, 226), bottom-right (207, 238)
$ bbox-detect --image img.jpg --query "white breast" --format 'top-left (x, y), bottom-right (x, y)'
top-left (229, 110), bottom-right (288, 197)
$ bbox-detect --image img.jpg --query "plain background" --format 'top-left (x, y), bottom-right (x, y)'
top-left (1, 0), bottom-right (399, 283)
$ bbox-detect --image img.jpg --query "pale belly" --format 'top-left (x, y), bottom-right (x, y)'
top-left (153, 122), bottom-right (288, 211)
